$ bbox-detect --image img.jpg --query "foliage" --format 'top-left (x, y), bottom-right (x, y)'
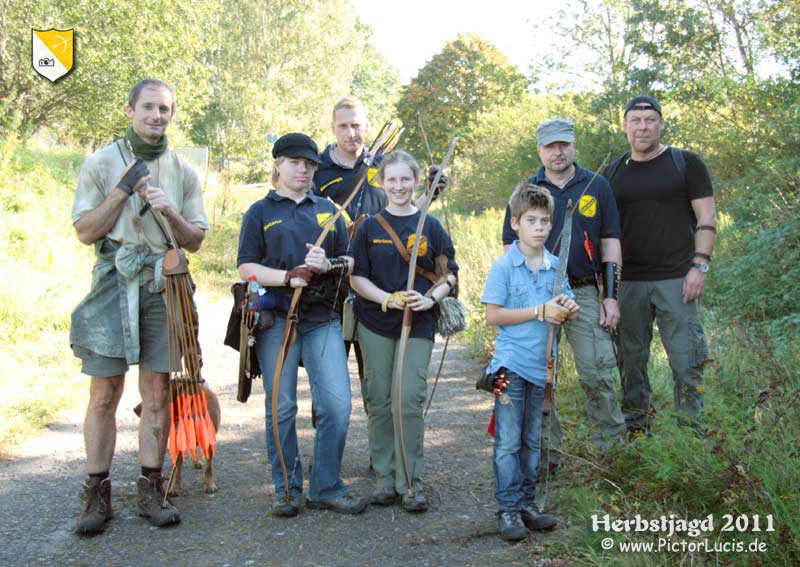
top-left (453, 209), bottom-right (799, 566)
top-left (0, 0), bottom-right (215, 145)
top-left (186, 0), bottom-right (372, 159)
top-left (451, 92), bottom-right (625, 212)
top-left (0, 135), bottom-right (93, 453)
top-left (349, 40), bottom-right (403, 137)
top-left (395, 33), bottom-right (528, 163)
top-left (446, 209), bottom-right (505, 363)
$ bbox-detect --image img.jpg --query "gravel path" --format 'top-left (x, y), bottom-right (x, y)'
top-left (0, 292), bottom-right (564, 567)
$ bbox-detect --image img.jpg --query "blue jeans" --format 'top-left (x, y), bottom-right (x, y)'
top-left (493, 371), bottom-right (544, 511)
top-left (257, 318), bottom-right (352, 501)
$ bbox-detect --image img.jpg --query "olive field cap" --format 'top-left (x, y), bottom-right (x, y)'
top-left (271, 133), bottom-right (321, 164)
top-left (536, 118), bottom-right (575, 146)
top-left (624, 95), bottom-right (662, 116)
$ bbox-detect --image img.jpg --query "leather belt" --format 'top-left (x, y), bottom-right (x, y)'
top-left (568, 275), bottom-right (596, 288)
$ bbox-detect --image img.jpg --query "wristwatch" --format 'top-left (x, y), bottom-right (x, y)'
top-left (691, 262), bottom-right (710, 273)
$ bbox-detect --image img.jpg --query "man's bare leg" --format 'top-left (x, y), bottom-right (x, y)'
top-left (77, 374), bottom-right (124, 534)
top-left (84, 375), bottom-right (125, 474)
top-left (136, 369), bottom-right (180, 526)
top-left (138, 370), bottom-right (170, 468)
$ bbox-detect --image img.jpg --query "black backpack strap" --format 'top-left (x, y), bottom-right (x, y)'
top-left (669, 147), bottom-right (686, 181)
top-left (603, 152), bottom-right (629, 183)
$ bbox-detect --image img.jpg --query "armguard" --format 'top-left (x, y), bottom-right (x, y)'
top-left (602, 262), bottom-right (620, 300)
top-left (327, 256), bottom-right (349, 277)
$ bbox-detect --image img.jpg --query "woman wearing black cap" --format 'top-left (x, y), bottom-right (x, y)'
top-left (237, 133), bottom-right (367, 517)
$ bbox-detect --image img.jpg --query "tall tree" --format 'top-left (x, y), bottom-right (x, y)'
top-left (349, 41), bottom-right (402, 139)
top-left (395, 33), bottom-right (528, 162)
top-left (187, 0), bottom-right (368, 161)
top-left (0, 0), bottom-right (213, 144)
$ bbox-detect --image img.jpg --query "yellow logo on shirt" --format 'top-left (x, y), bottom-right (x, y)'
top-left (406, 234), bottom-right (428, 256)
top-left (316, 212), bottom-right (337, 231)
top-left (263, 220), bottom-right (283, 232)
top-left (367, 167), bottom-right (381, 187)
top-left (579, 195), bottom-right (597, 218)
top-left (318, 177), bottom-right (342, 193)
top-left (373, 239), bottom-right (393, 244)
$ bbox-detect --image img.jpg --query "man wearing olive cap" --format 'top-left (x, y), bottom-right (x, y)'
top-left (501, 118), bottom-right (627, 468)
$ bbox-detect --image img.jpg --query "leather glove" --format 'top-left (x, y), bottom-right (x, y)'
top-left (283, 265), bottom-right (318, 286)
top-left (118, 158), bottom-right (149, 195)
top-left (381, 290), bottom-right (407, 312)
top-left (427, 165), bottom-right (448, 201)
top-left (535, 303), bottom-right (571, 324)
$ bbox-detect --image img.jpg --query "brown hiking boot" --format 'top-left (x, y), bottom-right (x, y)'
top-left (76, 477), bottom-right (113, 535)
top-left (137, 473), bottom-right (181, 527)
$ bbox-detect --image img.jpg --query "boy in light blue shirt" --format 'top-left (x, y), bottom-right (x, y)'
top-left (481, 183), bottom-right (579, 541)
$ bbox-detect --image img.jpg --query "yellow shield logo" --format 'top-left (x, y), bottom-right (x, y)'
top-left (32, 29), bottom-right (74, 83)
top-left (317, 212), bottom-right (337, 231)
top-left (406, 234), bottom-right (428, 256)
top-left (578, 195), bottom-right (597, 218)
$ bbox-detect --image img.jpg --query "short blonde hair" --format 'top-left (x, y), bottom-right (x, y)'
top-left (270, 156), bottom-right (286, 187)
top-left (508, 182), bottom-right (554, 220)
top-left (332, 96), bottom-right (367, 122)
top-left (270, 156), bottom-right (316, 190)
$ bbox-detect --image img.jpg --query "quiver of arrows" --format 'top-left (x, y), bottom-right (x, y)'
top-left (163, 248), bottom-right (216, 464)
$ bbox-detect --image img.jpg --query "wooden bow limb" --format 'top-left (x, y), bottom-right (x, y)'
top-left (269, 161), bottom-right (373, 499)
top-left (393, 138), bottom-right (458, 498)
top-left (153, 210), bottom-right (216, 467)
top-left (269, 121), bottom-right (404, 500)
top-left (535, 159), bottom-right (610, 510)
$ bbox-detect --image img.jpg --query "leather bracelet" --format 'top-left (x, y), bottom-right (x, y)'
top-left (695, 225), bottom-right (717, 233)
top-left (693, 252), bottom-right (711, 261)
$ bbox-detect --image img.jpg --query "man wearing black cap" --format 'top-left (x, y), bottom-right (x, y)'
top-left (603, 95), bottom-right (717, 435)
top-left (501, 118), bottom-right (627, 467)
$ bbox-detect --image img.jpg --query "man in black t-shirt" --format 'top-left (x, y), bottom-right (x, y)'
top-left (603, 95), bottom-right (717, 435)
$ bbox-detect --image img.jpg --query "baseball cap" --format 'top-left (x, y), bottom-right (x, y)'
top-left (536, 118), bottom-right (575, 146)
top-left (624, 95), bottom-right (662, 116)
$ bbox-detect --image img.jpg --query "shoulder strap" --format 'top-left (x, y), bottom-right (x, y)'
top-left (669, 147), bottom-right (686, 181)
top-left (603, 153), bottom-right (629, 183)
top-left (374, 213), bottom-right (438, 283)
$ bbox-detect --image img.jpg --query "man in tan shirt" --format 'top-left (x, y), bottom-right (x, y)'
top-left (70, 78), bottom-right (207, 535)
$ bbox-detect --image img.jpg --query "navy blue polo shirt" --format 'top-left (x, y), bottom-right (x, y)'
top-left (351, 210), bottom-right (458, 341)
top-left (313, 145), bottom-right (386, 219)
top-left (237, 190), bottom-right (350, 330)
top-left (501, 164), bottom-right (621, 279)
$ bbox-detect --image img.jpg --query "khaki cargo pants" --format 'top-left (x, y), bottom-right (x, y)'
top-left (618, 278), bottom-right (709, 431)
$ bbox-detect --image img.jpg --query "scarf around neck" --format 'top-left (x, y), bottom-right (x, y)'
top-left (125, 125), bottom-right (168, 161)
